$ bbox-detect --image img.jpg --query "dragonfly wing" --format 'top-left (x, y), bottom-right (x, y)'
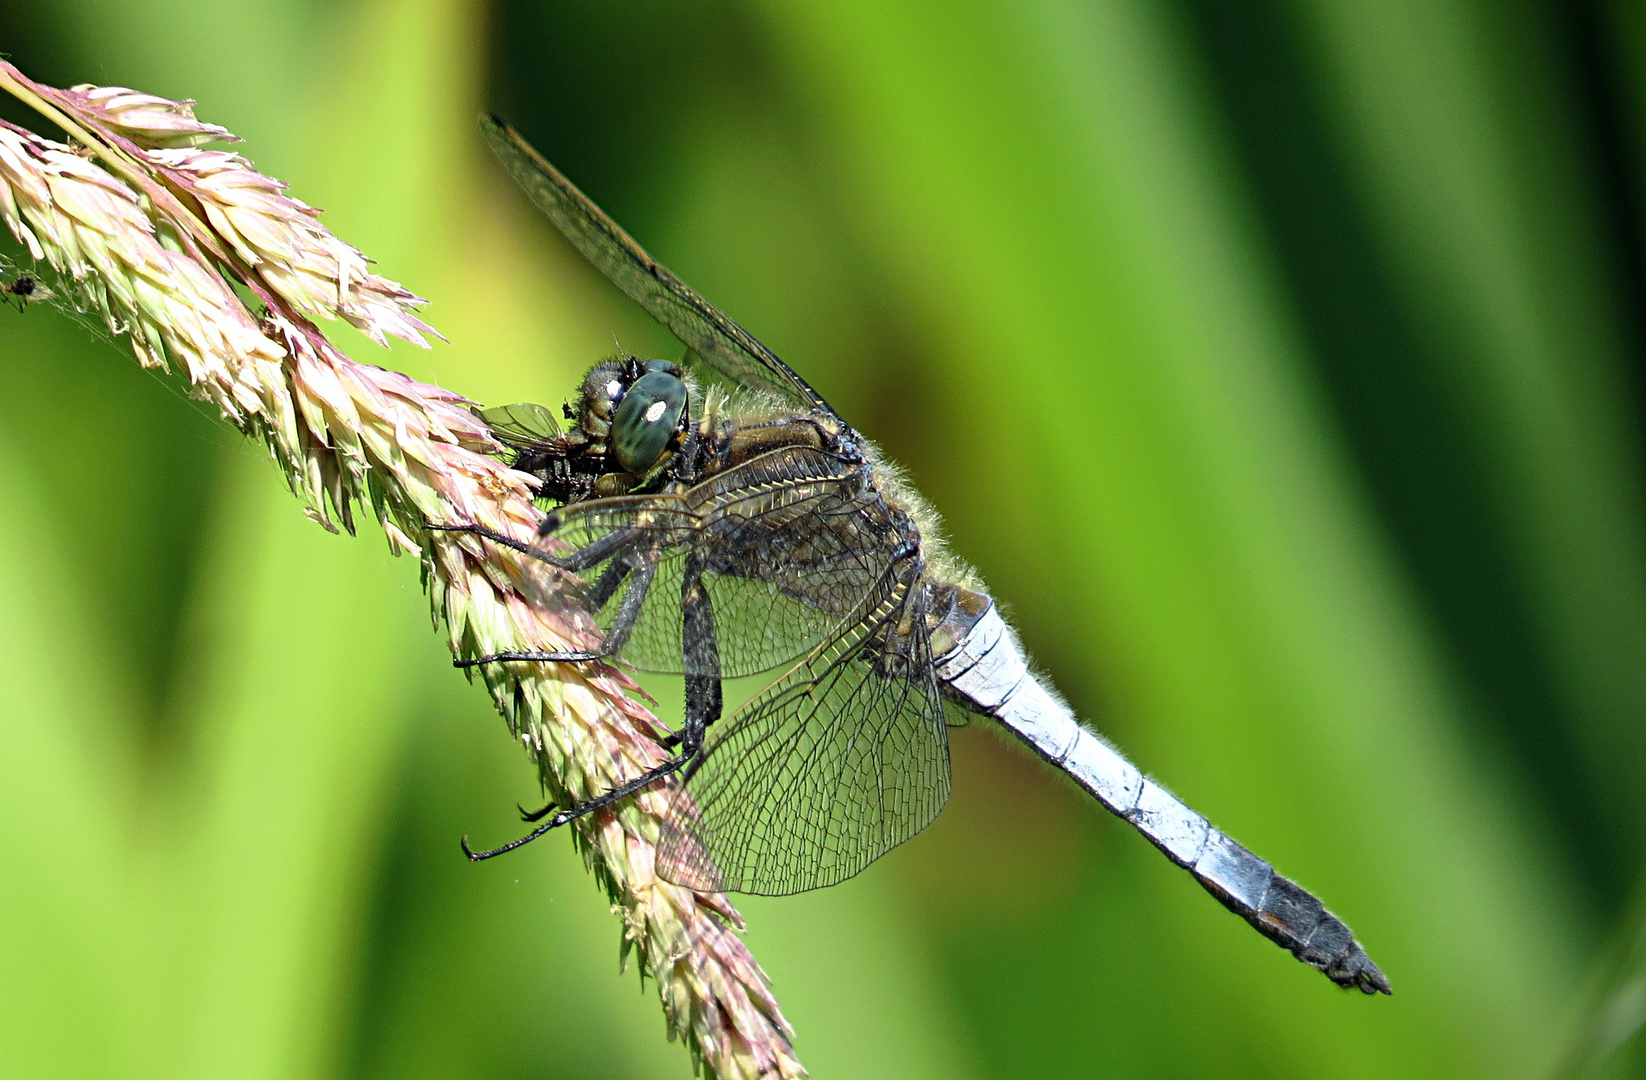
top-left (476, 401), bottom-right (562, 448)
top-left (655, 560), bottom-right (950, 895)
top-left (526, 446), bottom-right (905, 679)
top-left (480, 115), bottom-right (833, 417)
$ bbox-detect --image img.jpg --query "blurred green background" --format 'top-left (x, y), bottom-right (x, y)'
top-left (3, 0), bottom-right (1646, 1076)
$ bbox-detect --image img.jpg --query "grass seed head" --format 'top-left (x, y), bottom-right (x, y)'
top-left (0, 60), bottom-right (805, 1080)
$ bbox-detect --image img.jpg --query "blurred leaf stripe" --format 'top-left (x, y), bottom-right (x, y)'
top-left (1281, 0), bottom-right (1646, 907)
top-left (757, 1), bottom-right (1578, 1074)
top-left (3, 0), bottom-right (1646, 1077)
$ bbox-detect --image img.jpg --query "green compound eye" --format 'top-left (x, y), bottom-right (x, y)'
top-left (611, 369), bottom-right (687, 473)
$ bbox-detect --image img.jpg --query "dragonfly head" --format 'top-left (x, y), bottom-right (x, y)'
top-left (574, 357), bottom-right (690, 493)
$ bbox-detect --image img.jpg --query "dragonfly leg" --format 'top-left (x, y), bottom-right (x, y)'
top-left (655, 555), bottom-right (725, 752)
top-left (424, 519), bottom-right (639, 573)
top-left (461, 751), bottom-right (694, 861)
top-left (454, 649), bottom-right (601, 667)
top-left (424, 519), bottom-right (550, 559)
top-left (518, 799), bottom-right (556, 822)
top-left (677, 553), bottom-right (723, 755)
top-left (585, 557), bottom-right (635, 608)
top-left (592, 556), bottom-right (654, 653)
top-left (453, 547), bottom-right (720, 861)
top-left (453, 553), bottom-right (658, 668)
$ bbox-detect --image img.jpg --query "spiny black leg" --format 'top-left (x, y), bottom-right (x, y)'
top-left (454, 555), bottom-right (659, 668)
top-left (461, 752), bottom-right (694, 861)
top-left (425, 520), bottom-right (642, 573)
top-left (456, 543), bottom-right (728, 862)
top-left (586, 558), bottom-right (634, 609)
top-left (519, 800), bottom-right (556, 822)
top-left (462, 556), bottom-right (723, 862)
top-left (593, 557), bottom-right (657, 656)
top-left (553, 527), bottom-right (644, 574)
top-left (680, 678), bottom-right (721, 755)
top-left (678, 553), bottom-right (724, 755)
top-left (425, 520), bottom-right (547, 559)
top-left (455, 649), bottom-right (602, 668)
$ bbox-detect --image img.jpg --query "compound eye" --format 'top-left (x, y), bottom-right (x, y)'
top-left (611, 370), bottom-right (687, 473)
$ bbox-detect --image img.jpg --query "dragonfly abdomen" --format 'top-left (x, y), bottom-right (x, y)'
top-left (933, 600), bottom-right (1390, 995)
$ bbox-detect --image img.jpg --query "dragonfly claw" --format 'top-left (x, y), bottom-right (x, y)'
top-left (519, 799), bottom-right (557, 822)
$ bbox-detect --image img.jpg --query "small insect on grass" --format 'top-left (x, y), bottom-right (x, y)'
top-left (1, 273), bottom-right (50, 312)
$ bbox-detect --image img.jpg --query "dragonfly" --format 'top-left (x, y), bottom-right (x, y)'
top-left (439, 115), bottom-right (1390, 995)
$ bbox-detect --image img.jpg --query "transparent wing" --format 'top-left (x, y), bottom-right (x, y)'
top-left (520, 446), bottom-right (906, 678)
top-left (480, 115), bottom-right (833, 418)
top-left (476, 401), bottom-right (561, 448)
top-left (655, 565), bottom-right (950, 896)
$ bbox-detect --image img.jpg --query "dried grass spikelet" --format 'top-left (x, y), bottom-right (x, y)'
top-left (67, 83), bottom-right (236, 149)
top-left (155, 146), bottom-right (442, 348)
top-left (0, 117), bottom-right (289, 429)
top-left (0, 60), bottom-right (803, 1080)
